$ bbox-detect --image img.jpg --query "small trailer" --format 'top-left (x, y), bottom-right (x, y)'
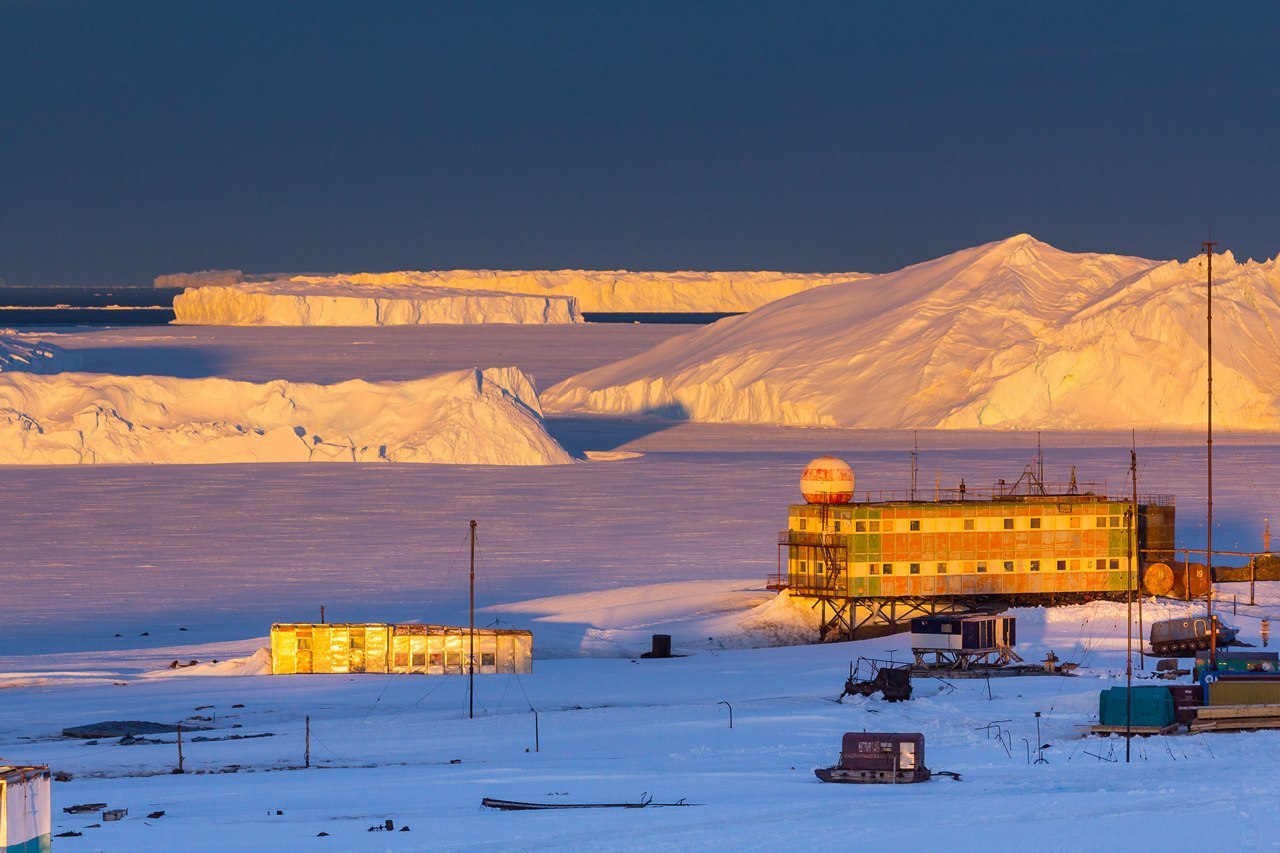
top-left (1149, 614), bottom-right (1239, 657)
top-left (910, 614), bottom-right (1020, 670)
top-left (815, 732), bottom-right (931, 784)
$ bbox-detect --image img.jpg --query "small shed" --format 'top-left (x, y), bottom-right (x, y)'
top-left (1, 765), bottom-right (50, 853)
top-left (270, 623), bottom-right (532, 675)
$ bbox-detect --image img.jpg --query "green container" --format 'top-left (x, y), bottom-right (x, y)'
top-left (1098, 686), bottom-right (1174, 728)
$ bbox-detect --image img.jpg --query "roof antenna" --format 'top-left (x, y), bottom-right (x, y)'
top-left (1036, 431), bottom-right (1045, 494)
top-left (910, 431), bottom-right (919, 500)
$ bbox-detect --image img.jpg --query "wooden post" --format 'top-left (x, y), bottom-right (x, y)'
top-left (176, 723), bottom-right (185, 774)
top-left (305, 716), bottom-right (311, 768)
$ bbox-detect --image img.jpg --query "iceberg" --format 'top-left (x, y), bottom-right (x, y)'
top-left (172, 280), bottom-right (582, 326)
top-left (0, 366), bottom-right (573, 465)
top-left (0, 332), bottom-right (82, 374)
top-left (544, 235), bottom-right (1280, 430)
top-left (158, 268), bottom-right (869, 324)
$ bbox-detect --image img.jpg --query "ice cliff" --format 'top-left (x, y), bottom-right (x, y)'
top-left (544, 235), bottom-right (1280, 430)
top-left (159, 268), bottom-right (868, 324)
top-left (0, 367), bottom-right (573, 465)
top-left (172, 280), bottom-right (582, 326)
top-left (0, 332), bottom-right (82, 373)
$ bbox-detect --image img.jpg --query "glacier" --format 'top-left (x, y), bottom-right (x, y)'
top-left (543, 234), bottom-right (1280, 430)
top-left (0, 366), bottom-right (572, 465)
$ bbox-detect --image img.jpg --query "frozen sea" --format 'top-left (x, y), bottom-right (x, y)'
top-left (3, 323), bottom-right (1280, 851)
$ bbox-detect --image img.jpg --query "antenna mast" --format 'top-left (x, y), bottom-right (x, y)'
top-left (1203, 241), bottom-right (1217, 667)
top-left (1037, 431), bottom-right (1044, 491)
top-left (469, 519), bottom-right (477, 720)
top-left (911, 431), bottom-right (919, 500)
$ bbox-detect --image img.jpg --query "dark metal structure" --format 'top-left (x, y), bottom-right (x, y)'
top-left (839, 657), bottom-right (913, 702)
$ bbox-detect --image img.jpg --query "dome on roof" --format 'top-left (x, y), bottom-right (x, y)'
top-left (800, 456), bottom-right (854, 504)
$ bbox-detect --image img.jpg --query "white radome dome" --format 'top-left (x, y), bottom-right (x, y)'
top-left (800, 456), bottom-right (854, 504)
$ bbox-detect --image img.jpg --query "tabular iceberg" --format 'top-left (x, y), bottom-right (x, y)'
top-left (172, 281), bottom-right (582, 326)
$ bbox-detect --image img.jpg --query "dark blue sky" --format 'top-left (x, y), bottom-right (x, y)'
top-left (2, 1), bottom-right (1278, 284)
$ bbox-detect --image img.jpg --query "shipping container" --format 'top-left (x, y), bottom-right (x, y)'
top-left (1206, 677), bottom-right (1280, 706)
top-left (1097, 686), bottom-right (1176, 728)
top-left (1, 765), bottom-right (50, 853)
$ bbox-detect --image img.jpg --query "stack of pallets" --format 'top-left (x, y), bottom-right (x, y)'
top-left (1190, 704), bottom-right (1280, 733)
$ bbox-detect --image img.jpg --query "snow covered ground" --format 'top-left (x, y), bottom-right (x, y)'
top-left (159, 268), bottom-right (868, 316)
top-left (3, 322), bottom-right (1280, 850)
top-left (3, 591), bottom-right (1280, 851)
top-left (546, 237), bottom-right (1280, 430)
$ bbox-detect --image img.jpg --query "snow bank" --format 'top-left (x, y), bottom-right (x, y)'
top-left (545, 235), bottom-right (1280, 429)
top-left (172, 280), bottom-right (582, 326)
top-left (141, 647), bottom-right (272, 678)
top-left (0, 366), bottom-right (573, 465)
top-left (485, 581), bottom-right (812, 657)
top-left (0, 332), bottom-right (82, 373)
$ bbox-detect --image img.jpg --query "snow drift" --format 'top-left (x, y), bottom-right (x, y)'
top-left (545, 235), bottom-right (1280, 430)
top-left (1, 332), bottom-right (82, 373)
top-left (172, 280), bottom-right (582, 326)
top-left (0, 367), bottom-right (573, 465)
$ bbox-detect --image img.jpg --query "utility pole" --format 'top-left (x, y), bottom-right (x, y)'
top-left (470, 519), bottom-right (477, 720)
top-left (1131, 435), bottom-right (1144, 671)
top-left (1204, 240), bottom-right (1217, 669)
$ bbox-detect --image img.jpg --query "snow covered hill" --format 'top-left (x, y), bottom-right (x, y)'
top-left (0, 367), bottom-right (573, 465)
top-left (544, 235), bottom-right (1280, 430)
top-left (172, 280), bottom-right (582, 326)
top-left (0, 332), bottom-right (82, 373)
top-left (160, 268), bottom-right (868, 319)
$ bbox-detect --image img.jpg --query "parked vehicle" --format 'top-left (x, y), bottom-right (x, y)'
top-left (1149, 614), bottom-right (1239, 657)
top-left (815, 732), bottom-right (931, 784)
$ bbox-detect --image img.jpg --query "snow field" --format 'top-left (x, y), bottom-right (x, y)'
top-left (4, 596), bottom-right (1280, 851)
